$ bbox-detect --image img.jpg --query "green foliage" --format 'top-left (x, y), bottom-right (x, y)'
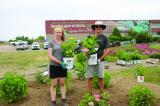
top-left (121, 36), bottom-right (132, 41)
top-left (96, 93), bottom-right (110, 106)
top-left (128, 28), bottom-right (137, 38)
top-left (0, 72), bottom-right (28, 103)
top-left (56, 72), bottom-right (72, 97)
top-left (103, 72), bottom-right (111, 88)
top-left (117, 51), bottom-right (131, 61)
top-left (111, 27), bottom-right (121, 39)
top-left (35, 71), bottom-right (50, 84)
top-left (61, 37), bottom-right (77, 57)
top-left (75, 52), bottom-right (87, 64)
top-left (128, 85), bottom-right (155, 106)
top-left (79, 93), bottom-right (94, 106)
top-left (82, 35), bottom-right (98, 55)
top-left (130, 51), bottom-right (142, 60)
top-left (150, 54), bottom-right (160, 59)
top-left (74, 53), bottom-right (87, 80)
top-left (37, 36), bottom-right (45, 42)
top-left (135, 32), bottom-right (153, 43)
top-left (79, 92), bottom-right (110, 106)
top-left (104, 55), bottom-right (118, 62)
top-left (108, 35), bottom-right (120, 43)
top-left (93, 71), bottom-right (111, 89)
top-left (135, 65), bottom-right (144, 76)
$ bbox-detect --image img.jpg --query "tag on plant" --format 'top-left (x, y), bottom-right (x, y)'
top-left (88, 54), bottom-right (97, 65)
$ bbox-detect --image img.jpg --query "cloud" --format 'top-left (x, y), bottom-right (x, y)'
top-left (0, 0), bottom-right (160, 40)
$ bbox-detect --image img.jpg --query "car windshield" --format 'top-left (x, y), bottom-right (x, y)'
top-left (19, 43), bottom-right (24, 46)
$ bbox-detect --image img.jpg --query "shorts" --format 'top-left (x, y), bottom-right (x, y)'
top-left (49, 65), bottom-right (67, 79)
top-left (87, 61), bottom-right (106, 78)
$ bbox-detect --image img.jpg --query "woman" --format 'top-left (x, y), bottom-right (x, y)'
top-left (48, 27), bottom-right (67, 106)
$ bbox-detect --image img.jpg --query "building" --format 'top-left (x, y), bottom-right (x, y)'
top-left (45, 20), bottom-right (159, 41)
top-left (149, 20), bottom-right (160, 37)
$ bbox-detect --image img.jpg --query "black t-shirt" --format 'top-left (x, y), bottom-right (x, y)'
top-left (97, 34), bottom-right (110, 59)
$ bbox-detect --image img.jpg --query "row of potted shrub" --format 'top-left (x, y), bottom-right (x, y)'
top-left (117, 50), bottom-right (142, 66)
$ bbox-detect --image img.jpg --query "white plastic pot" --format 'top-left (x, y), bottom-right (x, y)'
top-left (63, 57), bottom-right (74, 70)
top-left (121, 60), bottom-right (126, 66)
top-left (42, 71), bottom-right (49, 76)
top-left (88, 54), bottom-right (97, 65)
top-left (137, 76), bottom-right (144, 83)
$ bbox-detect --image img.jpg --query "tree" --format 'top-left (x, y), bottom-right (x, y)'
top-left (15, 36), bottom-right (29, 41)
top-left (128, 28), bottom-right (137, 38)
top-left (111, 27), bottom-right (121, 39)
top-left (37, 36), bottom-right (44, 42)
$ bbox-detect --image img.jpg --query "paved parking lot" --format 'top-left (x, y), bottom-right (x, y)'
top-left (0, 45), bottom-right (46, 52)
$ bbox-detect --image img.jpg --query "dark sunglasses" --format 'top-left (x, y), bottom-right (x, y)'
top-left (95, 26), bottom-right (102, 28)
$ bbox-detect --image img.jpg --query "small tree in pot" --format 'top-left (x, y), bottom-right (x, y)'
top-left (82, 35), bottom-right (98, 65)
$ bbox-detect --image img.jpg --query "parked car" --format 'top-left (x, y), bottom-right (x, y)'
top-left (31, 42), bottom-right (40, 50)
top-left (43, 42), bottom-right (48, 49)
top-left (16, 42), bottom-right (29, 50)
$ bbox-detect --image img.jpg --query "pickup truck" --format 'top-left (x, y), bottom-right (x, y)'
top-left (16, 42), bottom-right (29, 50)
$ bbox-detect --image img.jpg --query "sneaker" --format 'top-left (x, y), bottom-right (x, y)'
top-left (51, 101), bottom-right (56, 106)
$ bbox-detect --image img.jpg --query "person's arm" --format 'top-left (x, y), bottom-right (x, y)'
top-left (48, 48), bottom-right (61, 64)
top-left (99, 48), bottom-right (110, 61)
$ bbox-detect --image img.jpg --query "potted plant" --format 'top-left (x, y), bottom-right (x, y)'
top-left (61, 37), bottom-right (77, 69)
top-left (150, 54), bottom-right (160, 64)
top-left (135, 65), bottom-right (144, 83)
top-left (125, 53), bottom-right (132, 66)
top-left (82, 35), bottom-right (98, 65)
top-left (131, 51), bottom-right (142, 64)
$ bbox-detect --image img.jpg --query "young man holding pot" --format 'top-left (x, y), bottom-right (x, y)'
top-left (83, 21), bottom-right (110, 94)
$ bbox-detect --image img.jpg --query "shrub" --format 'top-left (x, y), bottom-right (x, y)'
top-left (131, 51), bottom-right (142, 60)
top-left (79, 92), bottom-right (110, 106)
top-left (74, 53), bottom-right (87, 80)
top-left (82, 35), bottom-right (98, 55)
top-left (79, 93), bottom-right (94, 106)
top-left (150, 54), bottom-right (160, 59)
top-left (61, 37), bottom-right (77, 57)
top-left (93, 71), bottom-right (111, 89)
top-left (35, 71), bottom-right (50, 84)
top-left (135, 65), bottom-right (145, 76)
top-left (108, 35), bottom-right (120, 43)
top-left (128, 85), bottom-right (155, 106)
top-left (0, 72), bottom-right (28, 102)
top-left (121, 36), bottom-right (132, 41)
top-left (111, 27), bottom-right (122, 39)
top-left (135, 32), bottom-right (153, 43)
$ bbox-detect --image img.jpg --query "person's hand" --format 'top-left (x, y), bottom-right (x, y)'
top-left (60, 62), bottom-right (67, 69)
top-left (97, 59), bottom-right (101, 64)
top-left (82, 48), bottom-right (89, 53)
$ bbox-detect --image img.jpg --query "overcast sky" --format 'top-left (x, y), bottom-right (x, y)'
top-left (0, 0), bottom-right (160, 41)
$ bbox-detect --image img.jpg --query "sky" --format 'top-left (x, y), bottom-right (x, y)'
top-left (0, 0), bottom-right (160, 41)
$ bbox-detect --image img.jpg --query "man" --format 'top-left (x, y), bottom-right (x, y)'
top-left (83, 21), bottom-right (110, 94)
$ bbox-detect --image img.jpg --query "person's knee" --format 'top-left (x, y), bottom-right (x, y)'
top-left (51, 83), bottom-right (57, 88)
top-left (60, 82), bottom-right (65, 86)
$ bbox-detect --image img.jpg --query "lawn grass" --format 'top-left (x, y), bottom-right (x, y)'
top-left (0, 50), bottom-right (48, 70)
top-left (149, 43), bottom-right (160, 49)
top-left (111, 66), bottom-right (160, 85)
